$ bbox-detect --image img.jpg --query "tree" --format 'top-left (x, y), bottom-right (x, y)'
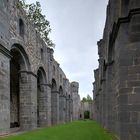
top-left (82, 97), bottom-right (87, 102)
top-left (82, 94), bottom-right (92, 102)
top-left (17, 0), bottom-right (55, 48)
top-left (86, 94), bottom-right (92, 101)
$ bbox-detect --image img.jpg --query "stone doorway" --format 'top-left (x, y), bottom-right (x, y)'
top-left (37, 67), bottom-right (47, 127)
top-left (10, 44), bottom-right (31, 130)
top-left (84, 111), bottom-right (90, 119)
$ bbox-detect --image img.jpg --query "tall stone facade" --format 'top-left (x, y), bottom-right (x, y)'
top-left (93, 0), bottom-right (140, 140)
top-left (0, 0), bottom-right (79, 135)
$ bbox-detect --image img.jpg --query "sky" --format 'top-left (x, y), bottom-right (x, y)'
top-left (27, 0), bottom-right (108, 99)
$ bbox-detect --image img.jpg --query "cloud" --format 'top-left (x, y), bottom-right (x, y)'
top-left (27, 0), bottom-right (108, 98)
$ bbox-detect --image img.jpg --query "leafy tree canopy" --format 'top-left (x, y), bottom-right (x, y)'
top-left (82, 94), bottom-right (92, 102)
top-left (17, 0), bottom-right (55, 48)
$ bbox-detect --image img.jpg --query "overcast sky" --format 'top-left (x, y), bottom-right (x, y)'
top-left (27, 0), bottom-right (108, 99)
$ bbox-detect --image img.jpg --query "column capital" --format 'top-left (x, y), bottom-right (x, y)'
top-left (19, 70), bottom-right (37, 78)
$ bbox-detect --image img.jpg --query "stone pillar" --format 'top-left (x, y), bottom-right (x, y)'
top-left (63, 96), bottom-right (66, 123)
top-left (66, 97), bottom-right (70, 122)
top-left (46, 84), bottom-right (51, 126)
top-left (51, 91), bottom-right (59, 125)
top-left (0, 52), bottom-right (10, 135)
top-left (105, 64), bottom-right (115, 131)
top-left (19, 71), bottom-right (37, 130)
top-left (37, 84), bottom-right (48, 127)
top-left (66, 97), bottom-right (73, 122)
top-left (59, 95), bottom-right (66, 124)
top-left (70, 99), bottom-right (73, 122)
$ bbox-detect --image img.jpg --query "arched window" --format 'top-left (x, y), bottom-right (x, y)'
top-left (19, 19), bottom-right (24, 37)
top-left (53, 66), bottom-right (55, 76)
top-left (41, 48), bottom-right (44, 61)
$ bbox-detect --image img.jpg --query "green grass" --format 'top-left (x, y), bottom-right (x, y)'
top-left (0, 120), bottom-right (115, 140)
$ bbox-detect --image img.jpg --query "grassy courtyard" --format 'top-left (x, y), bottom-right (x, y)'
top-left (0, 120), bottom-right (115, 140)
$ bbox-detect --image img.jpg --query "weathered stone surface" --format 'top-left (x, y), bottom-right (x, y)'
top-left (0, 0), bottom-right (80, 135)
top-left (71, 82), bottom-right (80, 121)
top-left (93, 0), bottom-right (140, 140)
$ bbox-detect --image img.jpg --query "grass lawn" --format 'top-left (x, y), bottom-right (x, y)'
top-left (0, 120), bottom-right (115, 140)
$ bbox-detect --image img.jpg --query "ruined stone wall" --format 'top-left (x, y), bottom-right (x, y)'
top-left (71, 82), bottom-right (81, 121)
top-left (80, 101), bottom-right (93, 120)
top-left (93, 0), bottom-right (140, 140)
top-left (0, 0), bottom-right (79, 135)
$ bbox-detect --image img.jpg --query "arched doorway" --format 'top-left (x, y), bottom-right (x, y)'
top-left (10, 52), bottom-right (20, 128)
top-left (84, 110), bottom-right (90, 119)
top-left (37, 67), bottom-right (47, 127)
top-left (10, 44), bottom-right (30, 128)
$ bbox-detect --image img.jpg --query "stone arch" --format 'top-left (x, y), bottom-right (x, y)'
top-left (10, 44), bottom-right (31, 128)
top-left (37, 67), bottom-right (48, 127)
top-left (52, 79), bottom-right (57, 91)
top-left (37, 67), bottom-right (47, 84)
top-left (11, 44), bottom-right (31, 71)
top-left (59, 86), bottom-right (63, 95)
top-left (66, 94), bottom-right (73, 122)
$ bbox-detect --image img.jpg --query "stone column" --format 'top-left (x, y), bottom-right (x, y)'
top-left (59, 95), bottom-right (66, 124)
top-left (59, 95), bottom-right (63, 124)
top-left (46, 84), bottom-right (51, 126)
top-left (66, 97), bottom-right (70, 122)
top-left (63, 96), bottom-right (66, 123)
top-left (0, 52), bottom-right (10, 135)
top-left (70, 99), bottom-right (73, 122)
top-left (51, 91), bottom-right (59, 125)
top-left (37, 84), bottom-right (48, 127)
top-left (105, 64), bottom-right (115, 131)
top-left (19, 71), bottom-right (37, 130)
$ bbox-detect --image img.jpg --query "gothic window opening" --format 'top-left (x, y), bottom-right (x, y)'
top-left (108, 34), bottom-right (115, 63)
top-left (41, 48), bottom-right (44, 61)
top-left (19, 19), bottom-right (24, 38)
top-left (53, 66), bottom-right (55, 76)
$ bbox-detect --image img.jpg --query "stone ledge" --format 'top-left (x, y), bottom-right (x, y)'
top-left (0, 44), bottom-right (11, 58)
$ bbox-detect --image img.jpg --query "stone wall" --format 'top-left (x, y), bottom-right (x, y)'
top-left (93, 0), bottom-right (140, 140)
top-left (0, 0), bottom-right (79, 135)
top-left (80, 101), bottom-right (93, 120)
top-left (71, 82), bottom-right (81, 121)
